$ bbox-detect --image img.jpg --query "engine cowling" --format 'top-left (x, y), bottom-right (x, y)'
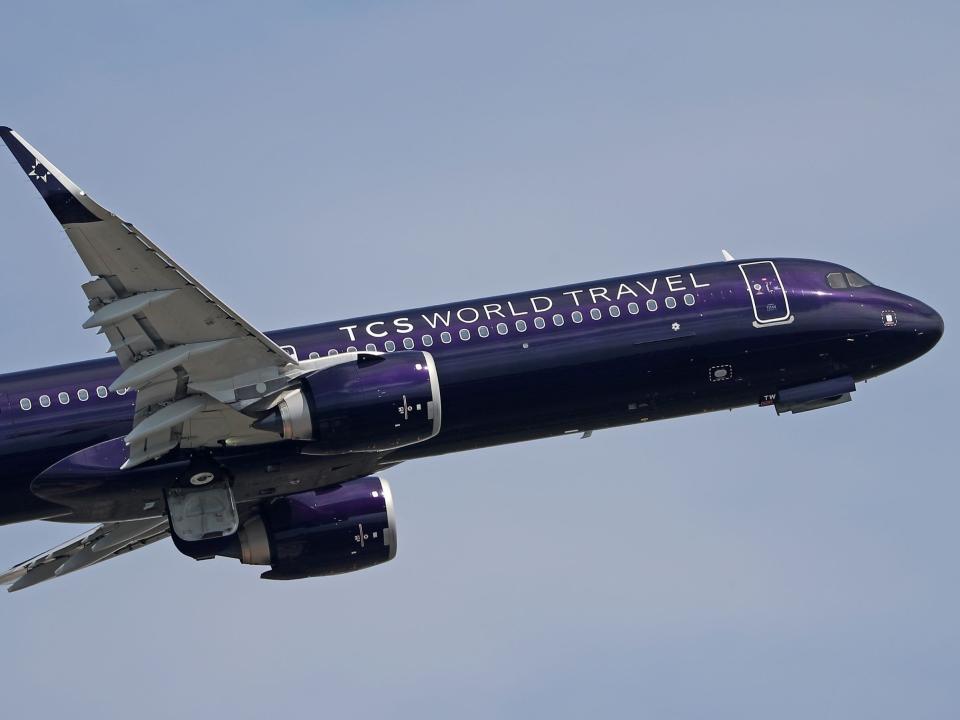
top-left (173, 475), bottom-right (397, 579)
top-left (255, 351), bottom-right (441, 454)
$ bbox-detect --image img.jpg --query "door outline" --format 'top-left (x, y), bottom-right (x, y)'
top-left (739, 261), bottom-right (793, 326)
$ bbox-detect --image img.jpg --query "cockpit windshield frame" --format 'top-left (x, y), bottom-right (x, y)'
top-left (826, 271), bottom-right (872, 290)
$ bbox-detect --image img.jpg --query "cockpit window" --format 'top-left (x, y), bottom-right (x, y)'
top-left (845, 272), bottom-right (871, 288)
top-left (826, 271), bottom-right (872, 289)
top-left (826, 272), bottom-right (847, 289)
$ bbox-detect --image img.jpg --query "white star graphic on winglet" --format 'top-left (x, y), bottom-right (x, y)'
top-left (28, 158), bottom-right (50, 183)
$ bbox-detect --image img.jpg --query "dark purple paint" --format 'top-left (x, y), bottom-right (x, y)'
top-left (260, 475), bottom-right (395, 579)
top-left (171, 475), bottom-right (395, 579)
top-left (0, 257), bottom-right (943, 527)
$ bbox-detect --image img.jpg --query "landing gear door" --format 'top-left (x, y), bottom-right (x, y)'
top-left (739, 261), bottom-right (792, 325)
top-left (166, 481), bottom-right (239, 542)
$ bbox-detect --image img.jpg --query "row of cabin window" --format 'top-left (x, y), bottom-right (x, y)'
top-left (314, 294), bottom-right (698, 356)
top-left (19, 384), bottom-right (126, 411)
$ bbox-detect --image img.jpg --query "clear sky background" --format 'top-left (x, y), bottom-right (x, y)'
top-left (0, 2), bottom-right (957, 717)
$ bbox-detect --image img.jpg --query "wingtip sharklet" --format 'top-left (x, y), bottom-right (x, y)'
top-left (0, 126), bottom-right (101, 225)
top-left (0, 126), bottom-right (17, 152)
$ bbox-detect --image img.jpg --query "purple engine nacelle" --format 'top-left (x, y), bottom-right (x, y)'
top-left (255, 351), bottom-right (441, 454)
top-left (173, 475), bottom-right (398, 579)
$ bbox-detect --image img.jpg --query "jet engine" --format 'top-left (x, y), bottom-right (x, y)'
top-left (254, 351), bottom-right (441, 453)
top-left (172, 475), bottom-right (397, 579)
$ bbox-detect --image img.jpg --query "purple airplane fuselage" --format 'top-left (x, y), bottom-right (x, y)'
top-left (0, 256), bottom-right (943, 527)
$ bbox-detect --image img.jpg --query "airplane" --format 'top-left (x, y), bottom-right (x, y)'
top-left (0, 126), bottom-right (943, 592)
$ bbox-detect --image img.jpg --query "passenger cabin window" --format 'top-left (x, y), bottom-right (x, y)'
top-left (609, 305), bottom-right (621, 317)
top-left (590, 308), bottom-right (602, 320)
top-left (533, 317), bottom-right (546, 329)
top-left (328, 349), bottom-right (339, 356)
top-left (664, 297), bottom-right (677, 309)
top-left (365, 343), bottom-right (377, 352)
top-left (683, 294), bottom-right (695, 306)
top-left (384, 340), bottom-right (396, 352)
top-left (97, 386), bottom-right (108, 398)
top-left (422, 334), bottom-right (434, 346)
top-left (459, 329), bottom-right (471, 341)
top-left (308, 352), bottom-right (320, 359)
top-left (478, 326), bottom-right (490, 337)
top-left (515, 320), bottom-right (527, 332)
top-left (646, 299), bottom-right (658, 312)
top-left (58, 392), bottom-right (69, 405)
top-left (19, 398), bottom-right (31, 411)
top-left (496, 323), bottom-right (508, 335)
top-left (77, 389), bottom-right (89, 401)
top-left (39, 395), bottom-right (51, 408)
top-left (403, 337), bottom-right (415, 349)
top-left (441, 332), bottom-right (452, 344)
top-left (552, 314), bottom-right (564, 327)
top-left (571, 311), bottom-right (583, 323)
top-left (628, 302), bottom-right (639, 315)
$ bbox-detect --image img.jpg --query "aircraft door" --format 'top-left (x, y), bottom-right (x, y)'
top-left (739, 261), bottom-right (792, 325)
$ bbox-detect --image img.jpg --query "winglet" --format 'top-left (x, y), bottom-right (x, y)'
top-left (1, 126), bottom-right (101, 224)
top-left (721, 249), bottom-right (735, 262)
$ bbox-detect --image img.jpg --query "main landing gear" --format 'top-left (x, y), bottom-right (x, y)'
top-left (165, 455), bottom-right (239, 543)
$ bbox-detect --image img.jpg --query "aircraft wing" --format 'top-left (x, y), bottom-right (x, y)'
top-left (1, 127), bottom-right (300, 467)
top-left (0, 518), bottom-right (169, 592)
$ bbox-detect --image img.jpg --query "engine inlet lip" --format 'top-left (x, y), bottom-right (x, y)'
top-left (422, 351), bottom-right (443, 437)
top-left (379, 476), bottom-right (398, 561)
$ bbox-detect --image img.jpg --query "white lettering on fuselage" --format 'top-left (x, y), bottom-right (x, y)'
top-left (339, 272), bottom-right (711, 341)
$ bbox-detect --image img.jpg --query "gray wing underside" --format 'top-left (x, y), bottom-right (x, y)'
top-left (0, 519), bottom-right (170, 592)
top-left (0, 127), bottom-right (345, 590)
top-left (0, 455), bottom-right (401, 591)
top-left (1, 126), bottom-right (302, 468)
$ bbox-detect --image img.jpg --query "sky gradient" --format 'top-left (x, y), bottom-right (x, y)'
top-left (1, 2), bottom-right (957, 717)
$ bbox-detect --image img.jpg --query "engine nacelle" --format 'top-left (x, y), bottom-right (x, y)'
top-left (255, 351), bottom-right (441, 454)
top-left (173, 475), bottom-right (397, 579)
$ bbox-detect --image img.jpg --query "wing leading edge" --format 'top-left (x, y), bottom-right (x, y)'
top-left (1, 126), bottom-right (305, 467)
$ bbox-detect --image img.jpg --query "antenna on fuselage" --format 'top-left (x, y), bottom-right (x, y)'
top-left (721, 249), bottom-right (735, 262)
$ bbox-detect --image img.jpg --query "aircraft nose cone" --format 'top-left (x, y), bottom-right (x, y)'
top-left (913, 299), bottom-right (944, 354)
top-left (926, 306), bottom-right (944, 344)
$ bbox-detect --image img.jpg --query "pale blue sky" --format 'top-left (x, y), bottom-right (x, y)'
top-left (0, 2), bottom-right (957, 717)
